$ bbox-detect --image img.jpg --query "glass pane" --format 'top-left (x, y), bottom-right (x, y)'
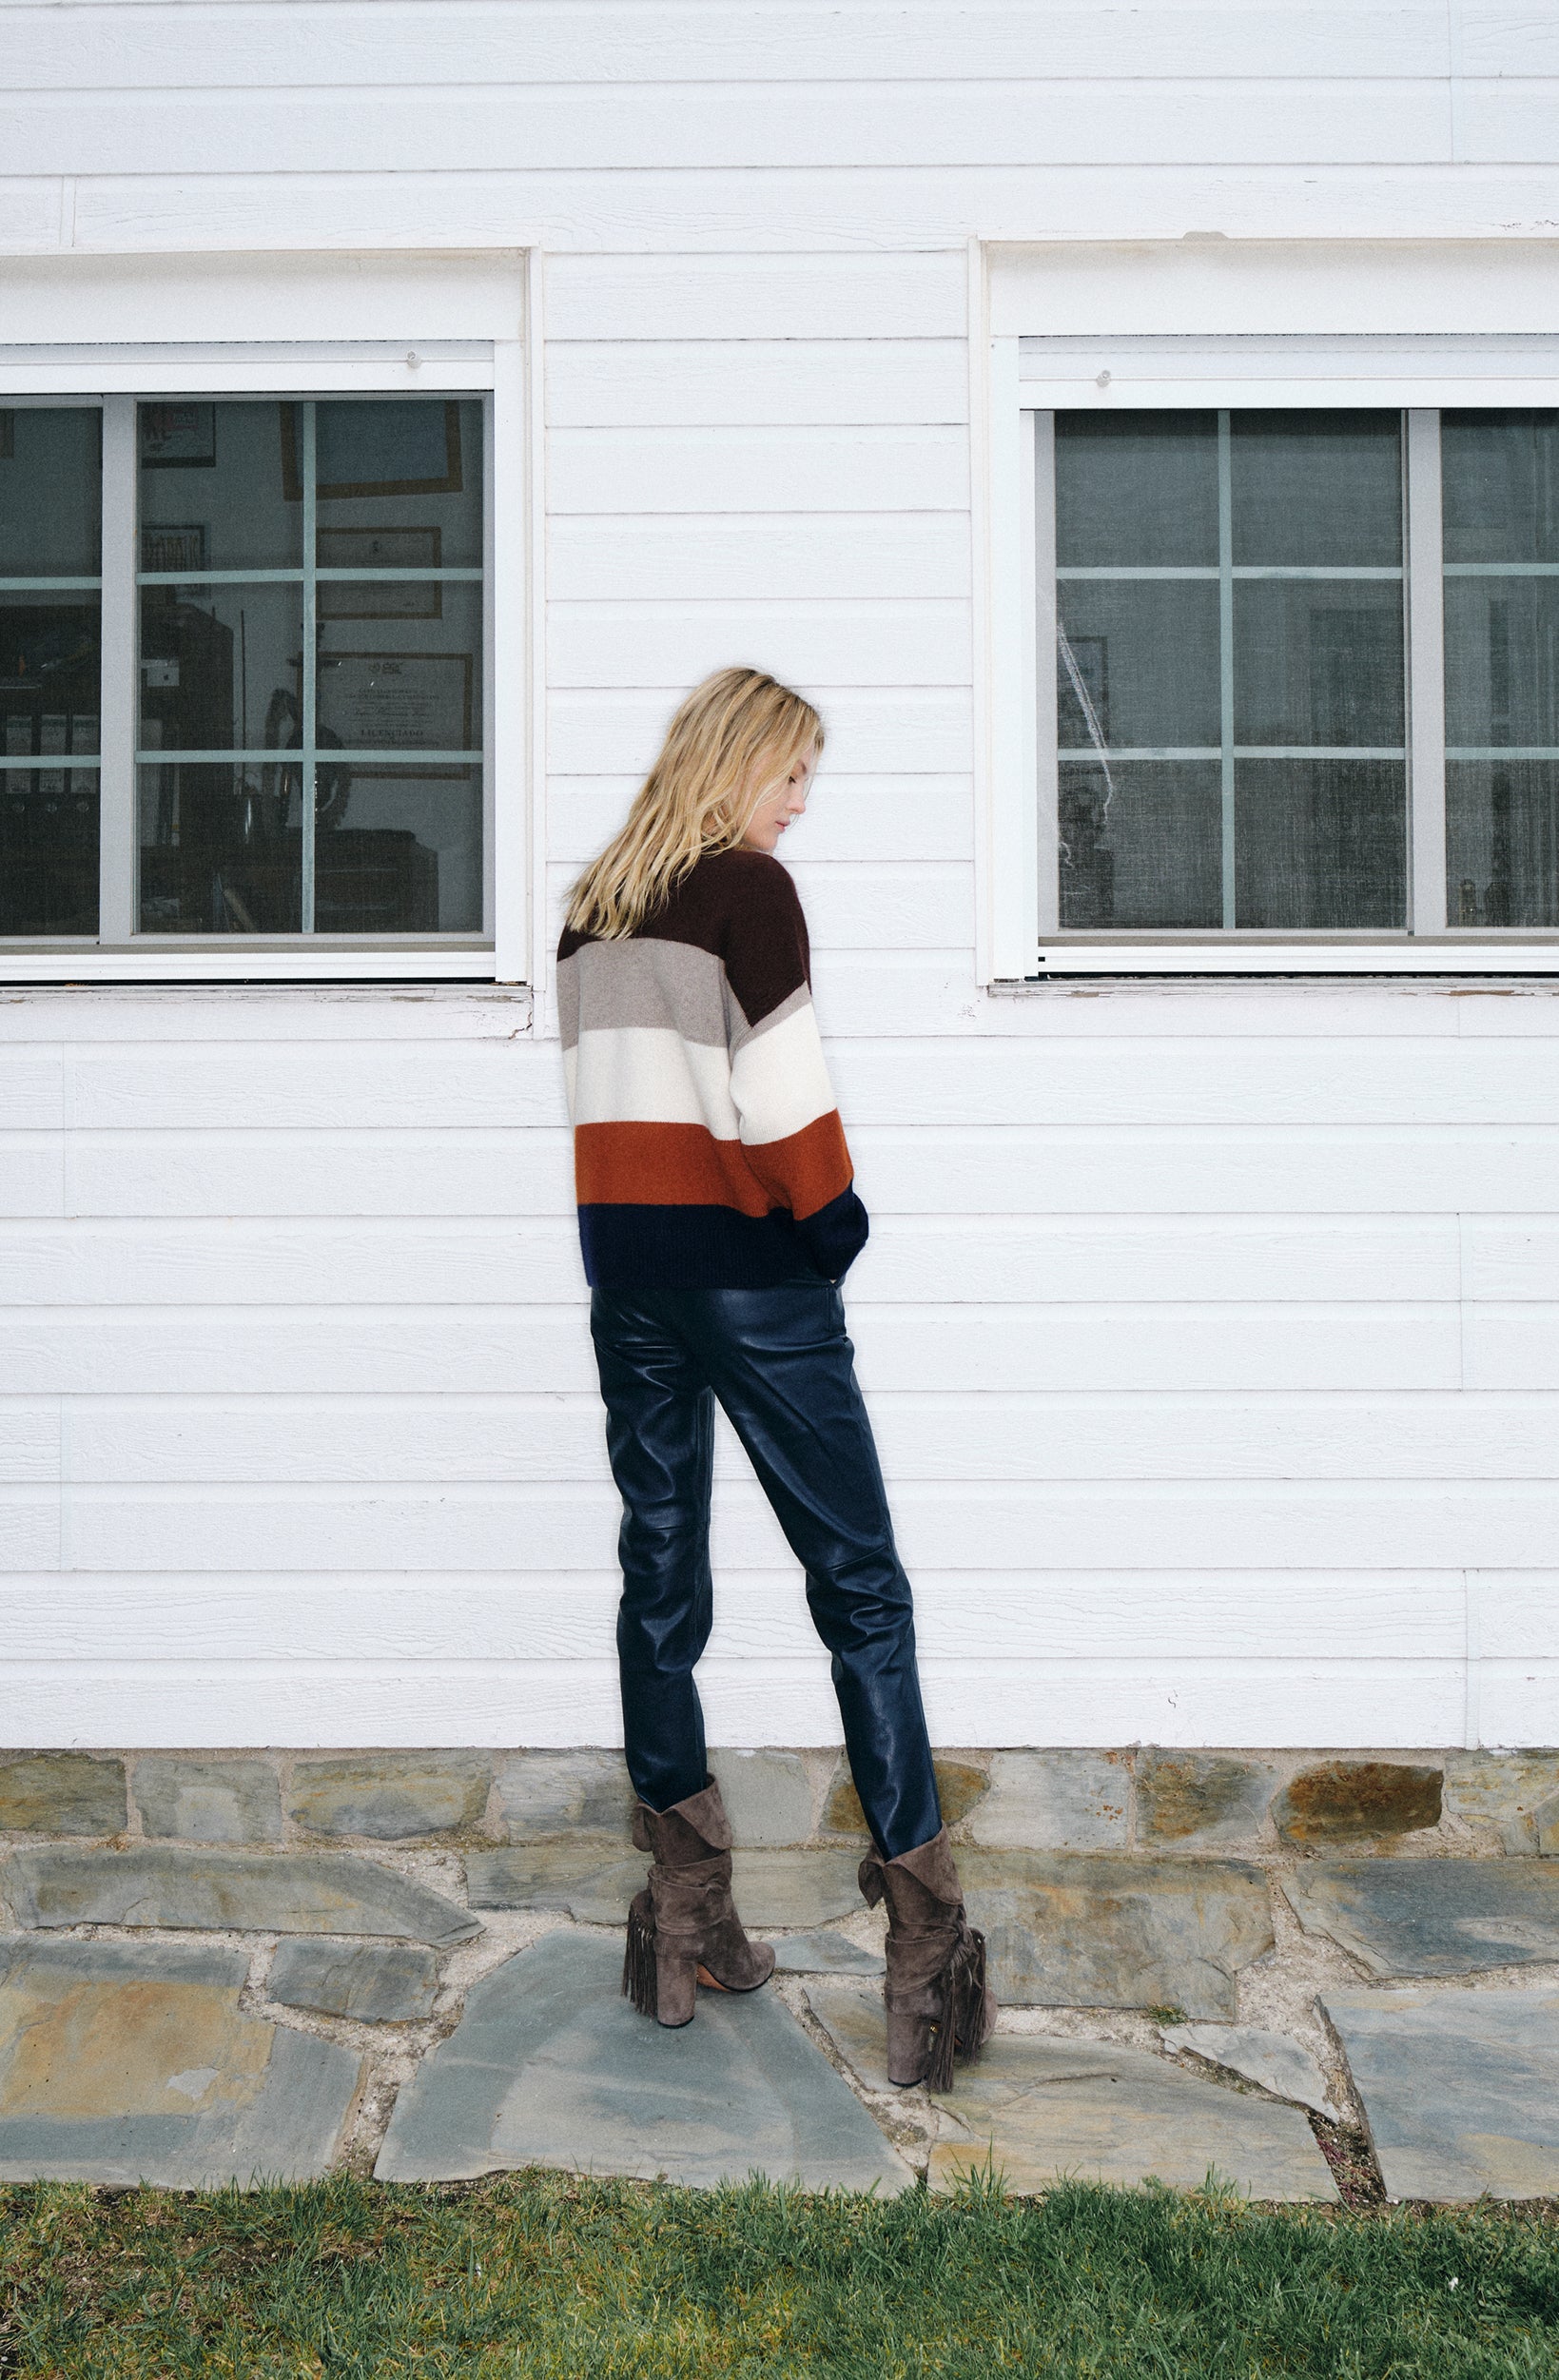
top-left (315, 399), bottom-right (483, 569)
top-left (0, 408), bottom-right (101, 576)
top-left (1234, 581), bottom-right (1405, 748)
top-left (1444, 578), bottom-right (1559, 750)
top-left (315, 764), bottom-right (480, 934)
top-left (1235, 761), bottom-right (1405, 928)
top-left (1442, 411), bottom-right (1559, 565)
top-left (138, 402), bottom-right (299, 573)
top-left (1056, 582), bottom-right (1219, 749)
top-left (1059, 759), bottom-right (1221, 927)
top-left (139, 582), bottom-right (302, 756)
top-left (317, 583), bottom-right (481, 752)
top-left (1447, 762), bottom-right (1559, 927)
top-left (1, 592), bottom-right (101, 934)
top-left (139, 762), bottom-right (300, 934)
top-left (1055, 412), bottom-right (1217, 568)
top-left (1231, 412), bottom-right (1402, 567)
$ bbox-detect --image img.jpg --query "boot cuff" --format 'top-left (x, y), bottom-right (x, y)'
top-left (888, 1824), bottom-right (964, 1906)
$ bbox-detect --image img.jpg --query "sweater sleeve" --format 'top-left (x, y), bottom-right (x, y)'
top-left (723, 859), bottom-right (870, 1281)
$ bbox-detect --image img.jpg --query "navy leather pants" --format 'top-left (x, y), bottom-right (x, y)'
top-left (590, 1284), bottom-right (943, 1861)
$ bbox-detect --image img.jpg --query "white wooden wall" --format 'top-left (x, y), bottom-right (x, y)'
top-left (2, 0), bottom-right (1556, 1750)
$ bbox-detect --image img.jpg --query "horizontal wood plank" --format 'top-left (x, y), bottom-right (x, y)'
top-left (548, 424), bottom-right (968, 516)
top-left (548, 339), bottom-right (967, 428)
top-left (546, 249), bottom-right (968, 341)
top-left (547, 599), bottom-right (971, 689)
top-left (547, 515), bottom-right (971, 602)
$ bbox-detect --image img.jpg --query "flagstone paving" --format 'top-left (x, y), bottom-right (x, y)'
top-left (771, 1928), bottom-right (885, 1975)
top-left (0, 1846), bottom-right (479, 1945)
top-left (466, 1844), bottom-right (862, 1930)
top-left (0, 1937), bottom-right (362, 2186)
top-left (1323, 1985), bottom-right (1559, 2201)
top-left (267, 1938), bottom-right (440, 2023)
top-left (1163, 2021), bottom-right (1340, 2120)
top-left (377, 1930), bottom-right (912, 2193)
top-left (1285, 1858), bottom-right (1559, 1977)
top-left (807, 1984), bottom-right (1339, 2202)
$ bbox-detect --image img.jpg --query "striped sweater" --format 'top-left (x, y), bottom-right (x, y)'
top-left (557, 849), bottom-right (869, 1288)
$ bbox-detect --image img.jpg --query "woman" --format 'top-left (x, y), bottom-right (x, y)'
top-left (557, 667), bottom-right (994, 2090)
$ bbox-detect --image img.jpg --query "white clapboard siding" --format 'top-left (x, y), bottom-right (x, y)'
top-left (548, 341), bottom-right (967, 429)
top-left (547, 516), bottom-right (971, 603)
top-left (548, 601), bottom-right (972, 690)
top-left (548, 781), bottom-right (975, 867)
top-left (0, 1406), bottom-right (58, 1484)
top-left (1464, 1308), bottom-right (1559, 1390)
top-left (65, 1129), bottom-right (576, 1219)
top-left (546, 252), bottom-right (969, 342)
top-left (548, 426), bottom-right (969, 516)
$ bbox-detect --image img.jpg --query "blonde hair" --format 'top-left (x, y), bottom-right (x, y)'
top-left (564, 667), bottom-right (823, 940)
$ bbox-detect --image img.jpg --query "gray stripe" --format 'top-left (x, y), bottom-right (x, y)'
top-left (729, 979), bottom-right (812, 1056)
top-left (567, 936), bottom-right (731, 1049)
top-left (555, 950), bottom-right (580, 1051)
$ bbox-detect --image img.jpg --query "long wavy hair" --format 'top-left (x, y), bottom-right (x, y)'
top-left (563, 667), bottom-right (823, 940)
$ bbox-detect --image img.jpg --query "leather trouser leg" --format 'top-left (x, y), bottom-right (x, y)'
top-left (591, 1286), bottom-right (943, 1861)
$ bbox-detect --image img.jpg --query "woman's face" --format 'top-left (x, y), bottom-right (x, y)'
top-left (739, 747), bottom-right (815, 853)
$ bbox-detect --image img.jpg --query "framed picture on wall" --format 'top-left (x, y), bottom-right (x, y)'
top-left (318, 650), bottom-right (473, 771)
top-left (140, 523), bottom-right (207, 575)
top-left (318, 526), bottom-right (443, 619)
top-left (283, 401), bottom-right (463, 501)
top-left (139, 404), bottom-right (218, 468)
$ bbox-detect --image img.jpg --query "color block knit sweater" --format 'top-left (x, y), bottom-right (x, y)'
top-left (557, 849), bottom-right (869, 1288)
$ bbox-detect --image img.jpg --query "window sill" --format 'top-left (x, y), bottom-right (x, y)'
top-left (0, 942), bottom-right (508, 985)
top-left (1015, 938), bottom-right (1559, 979)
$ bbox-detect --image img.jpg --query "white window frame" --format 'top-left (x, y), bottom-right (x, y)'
top-left (0, 250), bottom-right (541, 984)
top-left (984, 311), bottom-right (1559, 979)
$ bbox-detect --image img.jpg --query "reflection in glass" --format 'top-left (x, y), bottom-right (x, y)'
top-left (1055, 412), bottom-right (1217, 567)
top-left (138, 763), bottom-right (300, 934)
top-left (0, 408), bottom-right (101, 576)
top-left (1442, 411), bottom-right (1559, 566)
top-left (1444, 578), bottom-right (1559, 751)
top-left (1447, 763), bottom-right (1559, 927)
top-left (1231, 413), bottom-right (1402, 568)
top-left (1059, 760), bottom-right (1220, 927)
top-left (315, 399), bottom-right (483, 568)
top-left (1235, 580), bottom-right (1405, 749)
top-left (1236, 762), bottom-right (1405, 929)
top-left (0, 591), bottom-right (100, 934)
top-left (316, 584), bottom-right (481, 751)
top-left (1056, 581), bottom-right (1219, 750)
top-left (315, 764), bottom-right (480, 934)
top-left (138, 401), bottom-right (299, 574)
top-left (139, 582), bottom-right (302, 757)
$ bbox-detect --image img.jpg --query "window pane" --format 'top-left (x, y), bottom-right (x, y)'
top-left (1060, 759), bottom-right (1221, 927)
top-left (1231, 412), bottom-right (1402, 567)
top-left (1235, 761), bottom-right (1406, 928)
top-left (0, 407), bottom-right (101, 575)
top-left (1, 593), bottom-right (100, 935)
top-left (1056, 582), bottom-right (1219, 749)
top-left (1447, 762), bottom-right (1559, 927)
top-left (1442, 410), bottom-right (1559, 565)
top-left (1055, 412), bottom-right (1217, 567)
top-left (317, 584), bottom-right (481, 752)
top-left (1234, 581), bottom-right (1405, 748)
top-left (140, 582), bottom-right (302, 755)
top-left (315, 764), bottom-right (481, 934)
top-left (1444, 578), bottom-right (1559, 750)
top-left (138, 401), bottom-right (299, 573)
top-left (315, 399), bottom-right (483, 569)
top-left (138, 762), bottom-right (302, 934)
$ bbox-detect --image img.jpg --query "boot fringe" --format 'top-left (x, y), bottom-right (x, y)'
top-left (622, 1889), bottom-right (658, 2019)
top-left (926, 1923), bottom-right (989, 2094)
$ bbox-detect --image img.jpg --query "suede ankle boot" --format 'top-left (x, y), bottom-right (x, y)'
top-left (622, 1775), bottom-right (776, 2028)
top-left (858, 1824), bottom-right (997, 2089)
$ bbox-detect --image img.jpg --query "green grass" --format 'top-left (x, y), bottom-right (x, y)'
top-left (0, 2171), bottom-right (1555, 2379)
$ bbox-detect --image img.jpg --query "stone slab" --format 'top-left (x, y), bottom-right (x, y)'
top-left (772, 1928), bottom-right (885, 1976)
top-left (807, 1985), bottom-right (1336, 2202)
top-left (1163, 2022), bottom-right (1340, 2120)
top-left (1324, 1985), bottom-right (1559, 2201)
top-left (1136, 1754), bottom-right (1278, 1852)
top-left (824, 1757), bottom-right (987, 1838)
top-left (495, 1751), bottom-right (633, 1843)
top-left (3, 1846), bottom-right (480, 1947)
top-left (960, 1852), bottom-right (1274, 2019)
top-left (465, 1844), bottom-right (862, 1930)
top-left (711, 1751), bottom-right (815, 1847)
top-left (1285, 1858), bottom-right (1559, 1977)
top-left (133, 1758), bottom-right (283, 1845)
top-left (376, 1929), bottom-right (911, 2194)
top-left (288, 1754), bottom-right (491, 1841)
top-left (0, 1754), bottom-right (126, 1838)
top-left (1274, 1763), bottom-right (1442, 1845)
top-left (1444, 1752), bottom-right (1559, 1854)
top-left (0, 1935), bottom-right (361, 2185)
top-left (965, 1751), bottom-right (1129, 1851)
top-left (268, 1938), bottom-right (439, 2023)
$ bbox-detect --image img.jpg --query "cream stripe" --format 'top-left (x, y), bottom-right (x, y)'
top-left (571, 1024), bottom-right (741, 1139)
top-left (729, 999), bottom-right (837, 1147)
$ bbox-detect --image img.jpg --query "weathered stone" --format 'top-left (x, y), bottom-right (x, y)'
top-left (1273, 1762), bottom-right (1442, 1845)
top-left (772, 1928), bottom-right (885, 1976)
top-left (465, 1843), bottom-right (862, 1930)
top-left (965, 1751), bottom-right (1129, 1850)
top-left (1324, 1984), bottom-right (1559, 2201)
top-left (0, 1935), bottom-right (361, 2185)
top-left (961, 1851), bottom-right (1274, 2019)
top-left (134, 1758), bottom-right (283, 1845)
top-left (1537, 1793), bottom-right (1559, 1857)
top-left (494, 1751), bottom-right (633, 1843)
top-left (807, 1985), bottom-right (1336, 2202)
top-left (1164, 2022), bottom-right (1340, 2120)
top-left (1137, 1754), bottom-right (1277, 1851)
top-left (1443, 1751), bottom-right (1559, 1853)
top-left (0, 1754), bottom-right (126, 1838)
top-left (268, 1939), bottom-right (439, 2023)
top-left (1287, 1858), bottom-right (1559, 1976)
top-left (376, 1929), bottom-right (910, 2193)
top-left (288, 1754), bottom-right (491, 1841)
top-left (710, 1750), bottom-right (815, 1846)
top-left (824, 1757), bottom-right (987, 1837)
top-left (5, 1846), bottom-right (479, 1946)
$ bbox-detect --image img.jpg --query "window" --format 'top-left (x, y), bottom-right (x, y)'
top-left (1, 390), bottom-right (494, 967)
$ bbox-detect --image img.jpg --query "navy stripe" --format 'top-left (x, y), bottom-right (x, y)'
top-left (578, 1203), bottom-right (830, 1291)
